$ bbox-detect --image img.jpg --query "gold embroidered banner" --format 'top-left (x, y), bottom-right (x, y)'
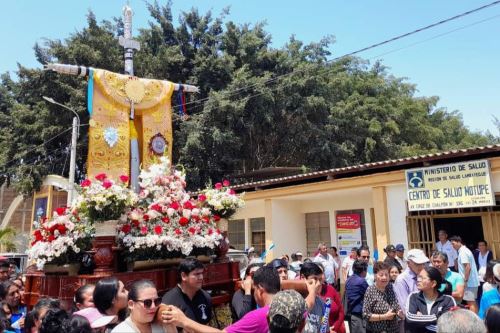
top-left (87, 69), bottom-right (174, 180)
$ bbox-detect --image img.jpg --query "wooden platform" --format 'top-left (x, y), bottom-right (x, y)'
top-left (24, 261), bottom-right (240, 310)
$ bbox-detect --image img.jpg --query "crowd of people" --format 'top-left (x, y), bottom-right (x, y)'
top-left (0, 230), bottom-right (500, 332)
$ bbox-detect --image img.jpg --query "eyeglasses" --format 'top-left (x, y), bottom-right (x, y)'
top-left (135, 297), bottom-right (162, 308)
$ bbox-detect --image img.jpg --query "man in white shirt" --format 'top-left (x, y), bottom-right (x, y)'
top-left (435, 230), bottom-right (457, 271)
top-left (341, 248), bottom-right (357, 282)
top-left (450, 235), bottom-right (480, 314)
top-left (313, 242), bottom-right (338, 287)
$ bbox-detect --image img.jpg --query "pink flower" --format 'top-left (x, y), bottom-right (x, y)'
top-left (198, 194), bottom-right (206, 202)
top-left (229, 189), bottom-right (236, 195)
top-left (161, 217), bottom-right (170, 224)
top-left (170, 202), bottom-right (180, 210)
top-left (188, 227), bottom-right (196, 234)
top-left (80, 179), bottom-right (91, 187)
top-left (95, 173), bottom-right (107, 182)
top-left (223, 179), bottom-right (230, 187)
top-left (143, 214), bottom-right (150, 221)
top-left (208, 229), bottom-right (213, 235)
top-left (102, 180), bottom-right (113, 189)
top-left (140, 226), bottom-right (148, 234)
top-left (154, 225), bottom-right (163, 235)
top-left (175, 229), bottom-right (182, 235)
top-left (119, 175), bottom-right (129, 183)
top-left (215, 182), bottom-right (222, 190)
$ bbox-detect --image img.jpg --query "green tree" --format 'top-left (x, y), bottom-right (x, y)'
top-left (0, 227), bottom-right (16, 252)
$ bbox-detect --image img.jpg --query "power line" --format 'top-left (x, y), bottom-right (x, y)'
top-left (369, 13), bottom-right (500, 60)
top-left (170, 0), bottom-right (500, 113)
top-left (0, 123), bottom-right (89, 170)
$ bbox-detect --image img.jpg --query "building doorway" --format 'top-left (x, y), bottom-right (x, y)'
top-left (434, 216), bottom-right (484, 251)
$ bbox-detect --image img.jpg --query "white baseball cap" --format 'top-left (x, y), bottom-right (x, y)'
top-left (295, 252), bottom-right (303, 257)
top-left (406, 249), bottom-right (429, 264)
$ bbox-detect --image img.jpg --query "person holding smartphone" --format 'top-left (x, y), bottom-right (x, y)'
top-left (362, 262), bottom-right (402, 333)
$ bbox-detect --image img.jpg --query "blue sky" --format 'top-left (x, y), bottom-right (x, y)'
top-left (1, 1), bottom-right (499, 134)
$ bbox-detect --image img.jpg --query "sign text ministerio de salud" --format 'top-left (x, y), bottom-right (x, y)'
top-left (405, 159), bottom-right (495, 211)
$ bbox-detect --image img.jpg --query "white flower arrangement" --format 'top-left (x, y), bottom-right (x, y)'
top-left (117, 157), bottom-right (224, 261)
top-left (27, 208), bottom-right (93, 270)
top-left (72, 173), bottom-right (137, 222)
top-left (201, 180), bottom-right (245, 219)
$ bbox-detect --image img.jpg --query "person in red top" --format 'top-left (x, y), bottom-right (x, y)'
top-left (318, 263), bottom-right (346, 333)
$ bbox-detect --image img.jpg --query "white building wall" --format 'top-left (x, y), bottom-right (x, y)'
top-left (270, 200), bottom-right (306, 260)
top-left (386, 184), bottom-right (409, 250)
top-left (491, 168), bottom-right (500, 193)
top-left (300, 190), bottom-right (374, 251)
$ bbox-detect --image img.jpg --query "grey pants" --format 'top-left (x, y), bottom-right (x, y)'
top-left (349, 313), bottom-right (366, 333)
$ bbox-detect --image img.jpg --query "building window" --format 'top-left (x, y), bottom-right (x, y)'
top-left (306, 212), bottom-right (331, 257)
top-left (228, 219), bottom-right (245, 250)
top-left (250, 217), bottom-right (266, 256)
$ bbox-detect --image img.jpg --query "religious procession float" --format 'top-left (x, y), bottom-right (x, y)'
top-left (23, 5), bottom-right (245, 311)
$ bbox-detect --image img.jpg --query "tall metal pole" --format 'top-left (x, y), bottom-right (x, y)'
top-left (119, 5), bottom-right (141, 192)
top-left (68, 117), bottom-right (78, 206)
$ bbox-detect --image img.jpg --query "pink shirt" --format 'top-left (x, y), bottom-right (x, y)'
top-left (225, 305), bottom-right (269, 333)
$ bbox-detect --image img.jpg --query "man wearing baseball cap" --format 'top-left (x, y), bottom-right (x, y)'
top-left (395, 244), bottom-right (407, 270)
top-left (268, 290), bottom-right (307, 333)
top-left (383, 244), bottom-right (403, 272)
top-left (393, 249), bottom-right (429, 312)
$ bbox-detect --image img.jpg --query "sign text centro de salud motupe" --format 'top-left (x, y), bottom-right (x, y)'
top-left (405, 159), bottom-right (495, 211)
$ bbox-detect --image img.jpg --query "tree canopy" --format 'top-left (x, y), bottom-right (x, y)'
top-left (0, 1), bottom-right (497, 195)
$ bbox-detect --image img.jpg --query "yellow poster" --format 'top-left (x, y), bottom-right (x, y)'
top-left (406, 159), bottom-right (495, 211)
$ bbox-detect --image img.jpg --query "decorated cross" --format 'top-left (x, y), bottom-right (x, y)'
top-left (45, 4), bottom-right (198, 192)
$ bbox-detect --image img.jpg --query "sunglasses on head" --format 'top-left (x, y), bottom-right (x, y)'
top-left (135, 297), bottom-right (162, 308)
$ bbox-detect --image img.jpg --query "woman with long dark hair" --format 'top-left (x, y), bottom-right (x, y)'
top-left (93, 277), bottom-right (128, 329)
top-left (111, 280), bottom-right (175, 333)
top-left (405, 266), bottom-right (456, 333)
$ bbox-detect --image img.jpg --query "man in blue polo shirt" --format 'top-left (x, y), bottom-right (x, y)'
top-left (346, 260), bottom-right (368, 333)
top-left (479, 263), bottom-right (500, 319)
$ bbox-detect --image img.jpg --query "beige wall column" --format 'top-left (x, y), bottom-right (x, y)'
top-left (372, 186), bottom-right (390, 254)
top-left (264, 199), bottom-right (273, 262)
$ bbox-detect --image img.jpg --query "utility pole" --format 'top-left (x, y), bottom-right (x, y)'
top-left (42, 96), bottom-right (80, 206)
top-left (68, 116), bottom-right (78, 206)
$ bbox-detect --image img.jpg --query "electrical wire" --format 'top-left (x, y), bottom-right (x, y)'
top-left (0, 123), bottom-right (89, 170)
top-left (170, 0), bottom-right (500, 113)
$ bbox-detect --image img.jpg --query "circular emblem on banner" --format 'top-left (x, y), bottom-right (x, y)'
top-left (149, 133), bottom-right (167, 156)
top-left (125, 78), bottom-right (145, 104)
